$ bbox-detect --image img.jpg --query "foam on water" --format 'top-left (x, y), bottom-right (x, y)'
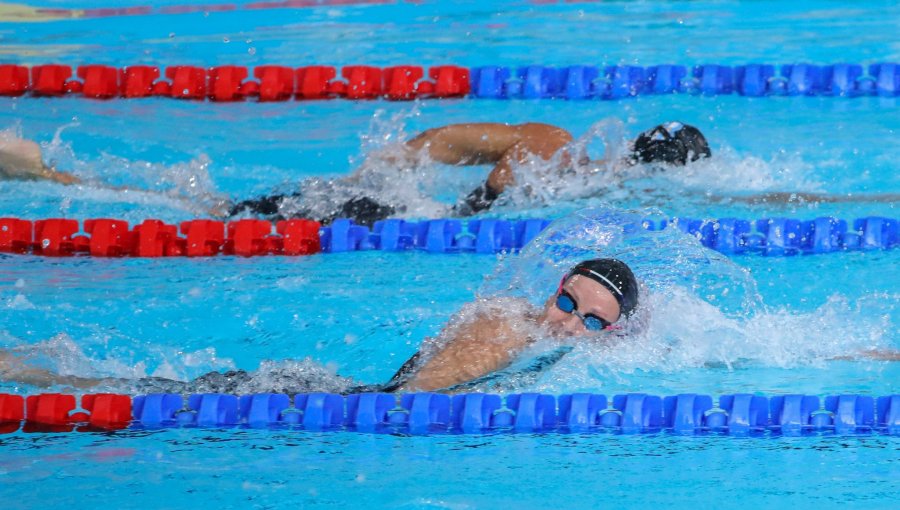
top-left (284, 114), bottom-right (833, 222)
top-left (462, 206), bottom-right (898, 392)
top-left (494, 118), bottom-right (826, 215)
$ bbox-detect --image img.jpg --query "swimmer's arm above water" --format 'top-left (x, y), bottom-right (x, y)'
top-left (0, 350), bottom-right (107, 389)
top-left (0, 137), bottom-right (80, 185)
top-left (402, 123), bottom-right (574, 194)
top-left (396, 313), bottom-right (532, 392)
top-left (0, 136), bottom-right (230, 216)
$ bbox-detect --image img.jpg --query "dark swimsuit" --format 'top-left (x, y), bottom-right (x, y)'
top-left (228, 193), bottom-right (397, 227)
top-left (131, 346), bottom-right (571, 396)
top-left (229, 181), bottom-right (499, 227)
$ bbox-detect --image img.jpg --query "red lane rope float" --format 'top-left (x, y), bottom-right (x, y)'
top-left (0, 218), bottom-right (321, 258)
top-left (0, 393), bottom-right (132, 433)
top-left (0, 64), bottom-right (470, 101)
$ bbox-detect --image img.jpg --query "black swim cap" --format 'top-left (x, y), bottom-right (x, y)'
top-left (631, 122), bottom-right (711, 166)
top-left (567, 258), bottom-right (639, 320)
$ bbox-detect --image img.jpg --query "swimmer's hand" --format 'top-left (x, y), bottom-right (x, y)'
top-left (0, 137), bottom-right (80, 185)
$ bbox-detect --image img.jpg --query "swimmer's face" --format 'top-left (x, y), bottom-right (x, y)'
top-left (538, 275), bottom-right (621, 337)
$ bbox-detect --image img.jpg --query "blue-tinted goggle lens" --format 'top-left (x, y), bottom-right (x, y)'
top-left (555, 291), bottom-right (610, 331)
top-left (582, 316), bottom-right (606, 332)
top-left (555, 293), bottom-right (575, 313)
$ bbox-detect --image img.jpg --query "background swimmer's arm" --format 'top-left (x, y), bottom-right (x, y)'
top-left (0, 137), bottom-right (81, 185)
top-left (398, 315), bottom-right (530, 392)
top-left (0, 350), bottom-right (105, 389)
top-left (0, 136), bottom-right (232, 216)
top-left (407, 123), bottom-right (573, 193)
top-left (405, 123), bottom-right (524, 165)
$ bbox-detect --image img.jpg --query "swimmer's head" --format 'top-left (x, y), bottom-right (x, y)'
top-left (630, 122), bottom-right (710, 166)
top-left (539, 258), bottom-right (639, 337)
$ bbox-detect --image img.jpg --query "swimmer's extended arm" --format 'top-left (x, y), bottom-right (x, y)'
top-left (0, 137), bottom-right (81, 185)
top-left (0, 350), bottom-right (105, 389)
top-left (0, 136), bottom-right (234, 217)
top-left (398, 315), bottom-right (531, 392)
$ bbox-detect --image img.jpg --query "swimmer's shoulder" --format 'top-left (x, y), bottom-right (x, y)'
top-left (451, 297), bottom-right (539, 343)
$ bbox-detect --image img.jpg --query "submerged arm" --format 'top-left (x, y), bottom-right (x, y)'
top-left (720, 191), bottom-right (900, 205)
top-left (832, 349), bottom-right (900, 361)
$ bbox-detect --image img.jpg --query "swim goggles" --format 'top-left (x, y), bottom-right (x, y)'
top-left (555, 290), bottom-right (612, 332)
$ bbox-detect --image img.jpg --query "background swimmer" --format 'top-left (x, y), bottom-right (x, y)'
top-left (4, 122), bottom-right (898, 226)
top-left (2, 122), bottom-right (708, 225)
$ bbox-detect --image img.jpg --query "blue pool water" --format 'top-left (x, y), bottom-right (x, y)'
top-left (1, 1), bottom-right (899, 508)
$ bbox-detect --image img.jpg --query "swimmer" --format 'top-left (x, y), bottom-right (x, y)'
top-left (4, 123), bottom-right (899, 226)
top-left (228, 122), bottom-right (714, 224)
top-left (0, 258), bottom-right (641, 394)
top-left (0, 122), bottom-right (713, 225)
top-left (2, 256), bottom-right (898, 394)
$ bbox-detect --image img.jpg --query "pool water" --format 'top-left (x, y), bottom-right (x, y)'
top-left (1, 1), bottom-right (899, 509)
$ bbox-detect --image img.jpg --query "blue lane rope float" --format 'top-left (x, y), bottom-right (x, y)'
top-left (470, 63), bottom-right (900, 99)
top-left (323, 216), bottom-right (900, 256)
top-left (3, 392), bottom-right (899, 435)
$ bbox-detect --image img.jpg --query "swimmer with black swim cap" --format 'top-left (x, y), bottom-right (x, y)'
top-left (0, 120), bottom-right (706, 226)
top-left (4, 254), bottom-right (900, 394)
top-left (0, 258), bottom-right (640, 394)
top-left (383, 257), bottom-right (640, 392)
top-left (8, 121), bottom-right (900, 225)
top-left (222, 121), bottom-right (713, 224)
top-left (629, 121), bottom-right (711, 166)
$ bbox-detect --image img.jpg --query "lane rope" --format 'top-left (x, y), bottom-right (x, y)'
top-left (2, 392), bottom-right (898, 435)
top-left (1, 63), bottom-right (897, 101)
top-left (2, 216), bottom-right (898, 258)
